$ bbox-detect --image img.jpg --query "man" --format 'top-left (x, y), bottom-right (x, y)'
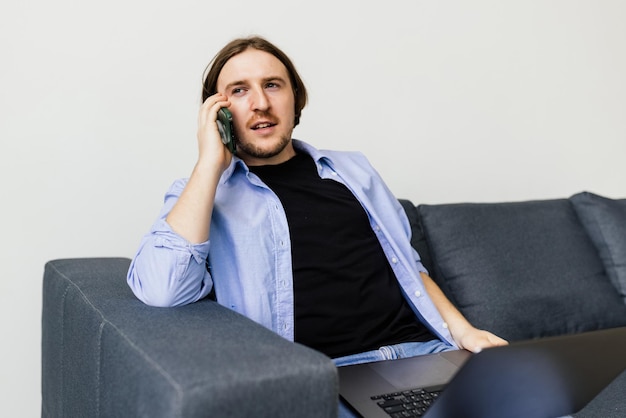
top-left (127, 36), bottom-right (506, 414)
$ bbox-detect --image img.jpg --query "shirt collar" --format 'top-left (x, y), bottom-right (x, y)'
top-left (219, 139), bottom-right (336, 184)
top-left (293, 139), bottom-right (339, 175)
top-left (219, 155), bottom-right (248, 184)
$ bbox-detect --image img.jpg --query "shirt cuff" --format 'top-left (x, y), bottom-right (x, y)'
top-left (151, 218), bottom-right (210, 264)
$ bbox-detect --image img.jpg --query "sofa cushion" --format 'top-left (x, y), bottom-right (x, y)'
top-left (417, 199), bottom-right (626, 342)
top-left (570, 192), bottom-right (626, 304)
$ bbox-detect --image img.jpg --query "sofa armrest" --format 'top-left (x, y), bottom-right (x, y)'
top-left (42, 258), bottom-right (338, 418)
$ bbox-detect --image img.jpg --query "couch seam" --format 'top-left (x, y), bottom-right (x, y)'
top-left (42, 280), bottom-right (71, 417)
top-left (59, 284), bottom-right (71, 418)
top-left (96, 321), bottom-right (105, 417)
top-left (416, 206), bottom-right (459, 305)
top-left (591, 210), bottom-right (619, 267)
top-left (577, 198), bottom-right (622, 293)
top-left (48, 261), bottom-right (184, 417)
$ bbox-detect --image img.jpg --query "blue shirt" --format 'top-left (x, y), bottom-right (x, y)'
top-left (127, 140), bottom-right (455, 348)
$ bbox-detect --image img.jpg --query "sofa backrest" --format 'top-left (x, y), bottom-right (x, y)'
top-left (401, 193), bottom-right (626, 342)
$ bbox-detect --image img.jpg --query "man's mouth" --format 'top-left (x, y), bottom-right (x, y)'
top-left (251, 121), bottom-right (277, 130)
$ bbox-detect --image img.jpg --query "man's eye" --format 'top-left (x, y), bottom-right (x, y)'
top-left (266, 82), bottom-right (279, 89)
top-left (231, 87), bottom-right (246, 95)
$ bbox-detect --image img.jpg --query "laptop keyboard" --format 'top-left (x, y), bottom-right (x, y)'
top-left (371, 387), bottom-right (442, 417)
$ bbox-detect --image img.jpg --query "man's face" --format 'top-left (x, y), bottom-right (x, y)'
top-left (216, 48), bottom-right (297, 166)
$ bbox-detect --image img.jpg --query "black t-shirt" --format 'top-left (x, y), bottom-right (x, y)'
top-left (249, 153), bottom-right (434, 358)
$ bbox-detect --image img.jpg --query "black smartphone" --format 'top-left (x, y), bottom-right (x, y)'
top-left (216, 108), bottom-right (236, 154)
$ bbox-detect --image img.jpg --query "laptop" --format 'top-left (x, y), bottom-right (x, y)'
top-left (338, 327), bottom-right (626, 418)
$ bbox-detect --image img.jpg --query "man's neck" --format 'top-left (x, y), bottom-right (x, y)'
top-left (240, 141), bottom-right (297, 167)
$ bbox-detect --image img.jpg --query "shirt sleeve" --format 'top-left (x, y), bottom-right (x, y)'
top-left (126, 179), bottom-right (213, 307)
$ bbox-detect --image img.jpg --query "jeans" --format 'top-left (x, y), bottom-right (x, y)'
top-left (333, 340), bottom-right (454, 418)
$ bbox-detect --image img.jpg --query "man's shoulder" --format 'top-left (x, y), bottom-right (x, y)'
top-left (321, 149), bottom-right (378, 176)
top-left (294, 139), bottom-right (371, 166)
top-left (320, 148), bottom-right (368, 162)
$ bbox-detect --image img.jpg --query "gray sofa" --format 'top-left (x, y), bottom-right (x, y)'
top-left (42, 191), bottom-right (626, 417)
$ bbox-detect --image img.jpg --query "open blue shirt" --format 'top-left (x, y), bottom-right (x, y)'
top-left (127, 140), bottom-right (455, 348)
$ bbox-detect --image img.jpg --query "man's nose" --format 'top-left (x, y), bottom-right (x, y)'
top-left (250, 87), bottom-right (269, 111)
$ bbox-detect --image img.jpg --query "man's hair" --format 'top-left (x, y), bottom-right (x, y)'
top-left (202, 36), bottom-right (308, 126)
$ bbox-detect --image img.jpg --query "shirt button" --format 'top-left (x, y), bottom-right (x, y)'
top-left (391, 257), bottom-right (398, 264)
top-left (442, 322), bottom-right (449, 329)
top-left (414, 290), bottom-right (421, 297)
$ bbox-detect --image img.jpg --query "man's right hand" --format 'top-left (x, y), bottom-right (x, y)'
top-left (196, 92), bottom-right (233, 174)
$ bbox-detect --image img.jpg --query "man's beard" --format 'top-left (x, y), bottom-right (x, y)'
top-left (236, 133), bottom-right (292, 160)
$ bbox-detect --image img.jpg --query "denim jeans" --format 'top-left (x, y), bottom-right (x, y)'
top-left (333, 340), bottom-right (454, 418)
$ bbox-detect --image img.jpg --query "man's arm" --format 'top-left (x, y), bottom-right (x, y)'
top-left (165, 93), bottom-right (232, 244)
top-left (127, 94), bottom-right (232, 307)
top-left (420, 272), bottom-right (508, 353)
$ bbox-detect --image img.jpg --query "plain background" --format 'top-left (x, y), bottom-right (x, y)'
top-left (2, 1), bottom-right (625, 416)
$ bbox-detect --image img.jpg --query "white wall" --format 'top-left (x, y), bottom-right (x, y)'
top-left (2, 1), bottom-right (625, 415)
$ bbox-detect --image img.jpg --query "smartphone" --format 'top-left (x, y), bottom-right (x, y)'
top-left (216, 108), bottom-right (236, 154)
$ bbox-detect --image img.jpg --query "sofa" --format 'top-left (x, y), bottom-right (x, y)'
top-left (41, 191), bottom-right (626, 417)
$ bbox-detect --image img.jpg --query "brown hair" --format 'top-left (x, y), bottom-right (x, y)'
top-left (202, 36), bottom-right (308, 126)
